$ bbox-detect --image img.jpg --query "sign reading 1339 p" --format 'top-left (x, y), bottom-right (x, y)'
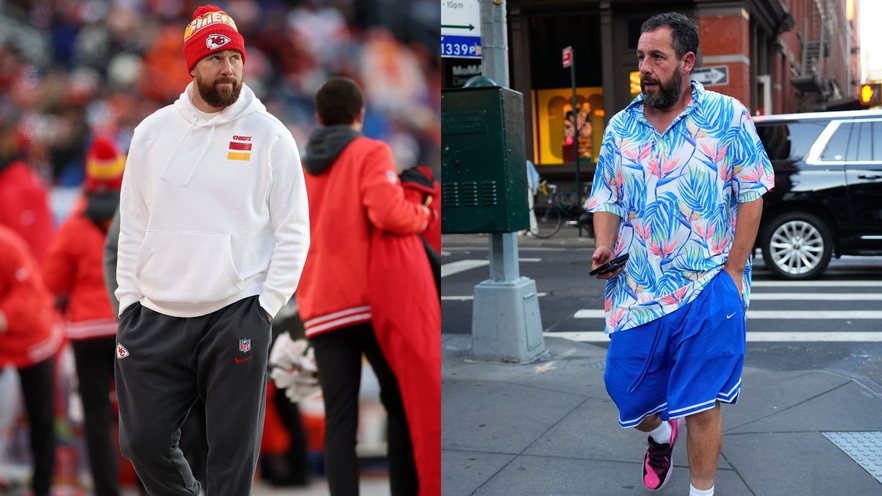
top-left (441, 0), bottom-right (481, 59)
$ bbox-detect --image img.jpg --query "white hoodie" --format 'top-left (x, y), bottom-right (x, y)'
top-left (115, 82), bottom-right (309, 318)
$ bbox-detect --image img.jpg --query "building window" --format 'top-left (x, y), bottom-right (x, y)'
top-left (532, 88), bottom-right (605, 165)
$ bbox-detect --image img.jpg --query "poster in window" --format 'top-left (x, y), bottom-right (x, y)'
top-left (532, 87), bottom-right (604, 166)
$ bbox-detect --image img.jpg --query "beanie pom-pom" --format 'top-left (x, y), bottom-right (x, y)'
top-left (85, 136), bottom-right (124, 193)
top-left (183, 5), bottom-right (246, 72)
top-left (89, 137), bottom-right (120, 161)
top-left (192, 4), bottom-right (222, 20)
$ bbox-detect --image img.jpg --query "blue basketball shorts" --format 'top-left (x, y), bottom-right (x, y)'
top-left (603, 271), bottom-right (746, 428)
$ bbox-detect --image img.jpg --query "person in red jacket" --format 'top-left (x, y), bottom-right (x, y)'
top-left (369, 164), bottom-right (441, 496)
top-left (0, 124), bottom-right (54, 263)
top-left (0, 225), bottom-right (64, 496)
top-left (43, 136), bottom-right (126, 496)
top-left (297, 77), bottom-right (432, 496)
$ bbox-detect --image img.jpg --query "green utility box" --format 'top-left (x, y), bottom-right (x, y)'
top-left (441, 82), bottom-right (528, 233)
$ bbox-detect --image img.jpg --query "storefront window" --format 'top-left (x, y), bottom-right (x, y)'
top-left (532, 88), bottom-right (604, 165)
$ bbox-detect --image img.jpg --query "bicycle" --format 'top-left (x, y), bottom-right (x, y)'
top-left (528, 180), bottom-right (593, 239)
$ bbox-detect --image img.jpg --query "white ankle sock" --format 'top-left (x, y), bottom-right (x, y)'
top-left (689, 484), bottom-right (714, 496)
top-left (648, 420), bottom-right (671, 444)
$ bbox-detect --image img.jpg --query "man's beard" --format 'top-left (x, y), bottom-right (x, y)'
top-left (196, 76), bottom-right (241, 108)
top-left (641, 67), bottom-right (682, 110)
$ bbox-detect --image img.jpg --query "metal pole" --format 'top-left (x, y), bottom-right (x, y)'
top-left (471, 0), bottom-right (544, 362)
top-left (570, 49), bottom-right (582, 237)
top-left (481, 0), bottom-right (516, 284)
top-left (481, 0), bottom-right (509, 87)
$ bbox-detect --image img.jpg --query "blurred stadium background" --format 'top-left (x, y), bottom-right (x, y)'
top-left (0, 0), bottom-right (439, 194)
top-left (0, 1), bottom-right (439, 494)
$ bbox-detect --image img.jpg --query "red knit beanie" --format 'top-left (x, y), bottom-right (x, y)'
top-left (182, 5), bottom-right (246, 72)
top-left (85, 136), bottom-right (125, 193)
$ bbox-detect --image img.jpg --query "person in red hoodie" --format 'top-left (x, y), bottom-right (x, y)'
top-left (0, 122), bottom-right (54, 263)
top-left (43, 136), bottom-right (126, 496)
top-left (0, 224), bottom-right (64, 496)
top-left (297, 77), bottom-right (432, 496)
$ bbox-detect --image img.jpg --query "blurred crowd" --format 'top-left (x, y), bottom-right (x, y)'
top-left (0, 0), bottom-right (440, 188)
top-left (0, 0), bottom-right (439, 492)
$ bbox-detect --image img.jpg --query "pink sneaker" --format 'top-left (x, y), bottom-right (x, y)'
top-left (642, 417), bottom-right (684, 491)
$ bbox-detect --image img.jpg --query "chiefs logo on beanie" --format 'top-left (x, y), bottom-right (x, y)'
top-left (85, 136), bottom-right (125, 193)
top-left (182, 5), bottom-right (246, 72)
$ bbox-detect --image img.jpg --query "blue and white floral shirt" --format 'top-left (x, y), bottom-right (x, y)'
top-left (587, 80), bottom-right (774, 334)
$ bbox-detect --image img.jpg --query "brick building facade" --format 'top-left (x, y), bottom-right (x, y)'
top-left (444, 0), bottom-right (861, 169)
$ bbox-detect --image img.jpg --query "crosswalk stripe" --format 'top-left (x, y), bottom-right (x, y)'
top-left (446, 292), bottom-right (882, 301)
top-left (545, 331), bottom-right (882, 342)
top-left (442, 293), bottom-right (547, 301)
top-left (442, 296), bottom-right (474, 301)
top-left (441, 258), bottom-right (542, 278)
top-left (441, 260), bottom-right (488, 278)
top-left (752, 280), bottom-right (882, 287)
top-left (750, 293), bottom-right (882, 300)
top-left (574, 309), bottom-right (882, 319)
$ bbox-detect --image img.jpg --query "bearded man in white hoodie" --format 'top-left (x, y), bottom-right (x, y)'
top-left (113, 5), bottom-right (310, 495)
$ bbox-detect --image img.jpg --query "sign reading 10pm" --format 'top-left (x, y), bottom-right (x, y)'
top-left (441, 0), bottom-right (481, 59)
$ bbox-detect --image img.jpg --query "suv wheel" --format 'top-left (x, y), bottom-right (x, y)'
top-left (760, 212), bottom-right (832, 280)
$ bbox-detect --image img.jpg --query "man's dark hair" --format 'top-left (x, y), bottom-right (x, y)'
top-left (314, 77), bottom-right (364, 126)
top-left (640, 12), bottom-right (699, 59)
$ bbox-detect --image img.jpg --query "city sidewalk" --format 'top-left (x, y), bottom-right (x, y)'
top-left (442, 334), bottom-right (882, 495)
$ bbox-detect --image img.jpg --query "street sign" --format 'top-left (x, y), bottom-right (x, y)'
top-left (442, 35), bottom-right (481, 59)
top-left (692, 66), bottom-right (729, 86)
top-left (562, 46), bottom-right (573, 68)
top-left (441, 0), bottom-right (481, 59)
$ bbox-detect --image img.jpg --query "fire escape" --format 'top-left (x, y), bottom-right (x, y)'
top-left (790, 0), bottom-right (836, 101)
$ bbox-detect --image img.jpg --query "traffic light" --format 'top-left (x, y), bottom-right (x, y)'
top-left (859, 83), bottom-right (882, 106)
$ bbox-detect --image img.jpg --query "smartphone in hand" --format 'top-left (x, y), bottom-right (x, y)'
top-left (590, 253), bottom-right (629, 276)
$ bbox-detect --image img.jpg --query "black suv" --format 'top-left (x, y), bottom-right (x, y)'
top-left (754, 109), bottom-right (882, 279)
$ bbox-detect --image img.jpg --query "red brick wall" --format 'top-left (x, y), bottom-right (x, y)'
top-left (697, 12), bottom-right (751, 107)
top-left (777, 25), bottom-right (801, 113)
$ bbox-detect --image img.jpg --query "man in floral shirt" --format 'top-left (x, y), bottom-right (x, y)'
top-left (587, 12), bottom-right (773, 496)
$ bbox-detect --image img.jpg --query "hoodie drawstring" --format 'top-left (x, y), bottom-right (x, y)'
top-left (627, 319), bottom-right (664, 393)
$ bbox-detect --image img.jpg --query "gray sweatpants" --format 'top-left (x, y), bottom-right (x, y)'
top-left (114, 295), bottom-right (271, 496)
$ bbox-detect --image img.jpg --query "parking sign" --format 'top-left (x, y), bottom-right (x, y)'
top-left (441, 0), bottom-right (481, 59)
top-left (562, 46), bottom-right (573, 68)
